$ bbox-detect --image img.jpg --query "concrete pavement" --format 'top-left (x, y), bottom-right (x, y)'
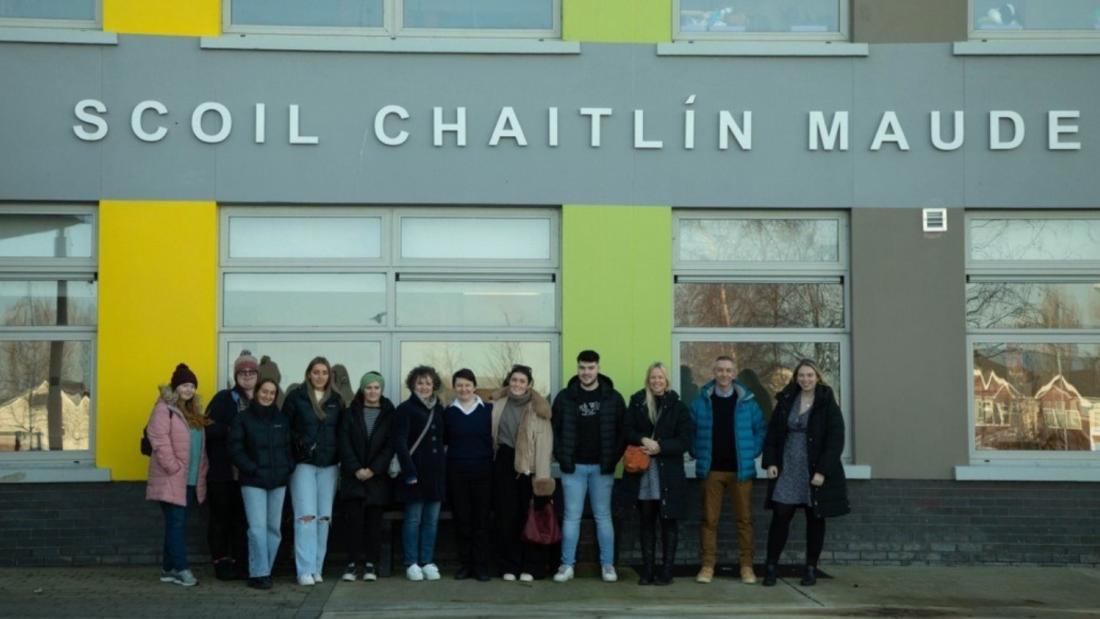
top-left (2, 565), bottom-right (1098, 618)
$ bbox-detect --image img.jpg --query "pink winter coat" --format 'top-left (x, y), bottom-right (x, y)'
top-left (145, 387), bottom-right (208, 507)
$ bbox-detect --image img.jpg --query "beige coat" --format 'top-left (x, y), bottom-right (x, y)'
top-left (489, 387), bottom-right (555, 497)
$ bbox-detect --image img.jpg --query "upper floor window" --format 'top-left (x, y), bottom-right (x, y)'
top-left (674, 0), bottom-right (848, 41)
top-left (226, 0), bottom-right (560, 39)
top-left (971, 1), bottom-right (1100, 38)
top-left (0, 0), bottom-right (99, 28)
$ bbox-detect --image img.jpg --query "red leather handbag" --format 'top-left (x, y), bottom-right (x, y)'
top-left (521, 500), bottom-right (562, 545)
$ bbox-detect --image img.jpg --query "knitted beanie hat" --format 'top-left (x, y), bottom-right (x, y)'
top-left (171, 363), bottom-right (198, 390)
top-left (233, 349), bottom-right (259, 376)
top-left (359, 371), bottom-right (385, 391)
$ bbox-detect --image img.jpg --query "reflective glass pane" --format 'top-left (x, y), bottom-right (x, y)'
top-left (679, 0), bottom-right (840, 34)
top-left (0, 0), bottom-right (95, 20)
top-left (974, 0), bottom-right (1100, 31)
top-left (223, 273), bottom-right (386, 327)
top-left (399, 340), bottom-right (552, 401)
top-left (973, 342), bottom-right (1100, 452)
top-left (675, 282), bottom-right (843, 328)
top-left (0, 340), bottom-right (92, 452)
top-left (967, 282), bottom-right (1100, 329)
top-left (231, 0), bottom-right (383, 28)
top-left (679, 340), bottom-right (842, 419)
top-left (401, 218), bottom-right (551, 260)
top-left (228, 216), bottom-right (382, 260)
top-left (222, 339), bottom-right (382, 406)
top-left (679, 218), bottom-right (840, 263)
top-left (0, 214), bottom-right (92, 258)
top-left (404, 0), bottom-right (553, 30)
top-left (397, 280), bottom-right (555, 328)
top-left (0, 281), bottom-right (96, 327)
top-left (969, 218), bottom-right (1100, 262)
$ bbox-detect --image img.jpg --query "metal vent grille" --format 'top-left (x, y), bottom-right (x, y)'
top-left (922, 208), bottom-right (947, 233)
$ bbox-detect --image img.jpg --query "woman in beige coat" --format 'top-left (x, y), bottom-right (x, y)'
top-left (489, 364), bottom-right (554, 582)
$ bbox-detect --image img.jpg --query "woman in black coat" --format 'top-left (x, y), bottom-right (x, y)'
top-left (392, 365), bottom-right (446, 581)
top-left (229, 378), bottom-right (294, 590)
top-left (761, 359), bottom-right (849, 587)
top-left (337, 371), bottom-right (395, 582)
top-left (620, 362), bottom-right (695, 586)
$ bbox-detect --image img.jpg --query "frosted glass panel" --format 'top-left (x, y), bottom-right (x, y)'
top-left (232, 0), bottom-right (383, 28)
top-left (0, 0), bottom-right (95, 20)
top-left (401, 218), bottom-right (551, 260)
top-left (404, 0), bottom-right (553, 30)
top-left (224, 273), bottom-right (386, 327)
top-left (397, 280), bottom-right (554, 327)
top-left (228, 216), bottom-right (381, 259)
top-left (0, 214), bottom-right (92, 258)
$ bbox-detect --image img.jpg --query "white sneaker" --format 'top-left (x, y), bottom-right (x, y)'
top-left (519, 573), bottom-right (534, 582)
top-left (362, 563), bottom-right (378, 582)
top-left (406, 564), bottom-right (424, 581)
top-left (502, 573), bottom-right (517, 582)
top-left (298, 574), bottom-right (316, 586)
top-left (313, 573), bottom-right (323, 583)
top-left (601, 565), bottom-right (618, 583)
top-left (422, 563), bottom-right (441, 581)
top-left (553, 565), bottom-right (574, 583)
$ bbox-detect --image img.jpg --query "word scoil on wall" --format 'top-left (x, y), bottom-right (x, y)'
top-left (71, 98), bottom-right (1085, 152)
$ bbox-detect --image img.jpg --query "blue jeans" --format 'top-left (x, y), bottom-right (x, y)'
top-left (241, 485), bottom-right (286, 578)
top-left (160, 486), bottom-right (197, 572)
top-left (402, 500), bottom-right (441, 567)
top-left (560, 464), bottom-right (615, 567)
top-left (290, 463), bottom-right (338, 578)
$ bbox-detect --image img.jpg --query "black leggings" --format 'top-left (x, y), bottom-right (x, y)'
top-left (637, 500), bottom-right (678, 564)
top-left (766, 503), bottom-right (826, 566)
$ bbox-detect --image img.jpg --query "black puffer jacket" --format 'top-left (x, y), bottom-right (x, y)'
top-left (763, 384), bottom-right (849, 518)
top-left (283, 385), bottom-right (343, 467)
top-left (552, 374), bottom-right (625, 475)
top-left (338, 396), bottom-right (396, 505)
top-left (229, 401), bottom-right (294, 490)
top-left (619, 389), bottom-right (696, 520)
top-left (204, 387), bottom-right (249, 483)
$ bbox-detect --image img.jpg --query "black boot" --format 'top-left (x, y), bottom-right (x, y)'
top-left (762, 563), bottom-right (778, 587)
top-left (655, 523), bottom-right (677, 586)
top-left (637, 524), bottom-right (655, 585)
top-left (800, 565), bottom-right (817, 586)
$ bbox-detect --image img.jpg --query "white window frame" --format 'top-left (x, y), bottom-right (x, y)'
top-left (964, 210), bottom-right (1100, 468)
top-left (672, 0), bottom-right (849, 42)
top-left (968, 0), bottom-right (1100, 40)
top-left (0, 0), bottom-right (100, 29)
top-left (672, 209), bottom-right (853, 463)
top-left (223, 0), bottom-right (561, 39)
top-left (0, 205), bottom-right (98, 468)
top-left (218, 205), bottom-right (561, 398)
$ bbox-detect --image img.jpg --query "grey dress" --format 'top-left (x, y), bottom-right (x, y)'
top-left (772, 398), bottom-right (811, 506)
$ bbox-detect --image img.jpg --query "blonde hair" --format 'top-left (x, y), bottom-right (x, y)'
top-left (788, 358), bottom-right (829, 389)
top-left (644, 362), bottom-right (672, 423)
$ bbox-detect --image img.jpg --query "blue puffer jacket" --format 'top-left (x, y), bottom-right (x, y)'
top-left (690, 379), bottom-right (766, 482)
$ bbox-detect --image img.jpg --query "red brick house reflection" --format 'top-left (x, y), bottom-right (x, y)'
top-left (975, 369), bottom-right (1095, 451)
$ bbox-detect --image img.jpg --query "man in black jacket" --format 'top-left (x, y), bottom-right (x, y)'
top-left (551, 350), bottom-right (625, 583)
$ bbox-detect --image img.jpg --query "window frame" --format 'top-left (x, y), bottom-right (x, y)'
top-left (968, 0), bottom-right (1100, 41)
top-left (672, 209), bottom-right (852, 462)
top-left (965, 210), bottom-right (1100, 465)
top-left (0, 0), bottom-right (100, 29)
top-left (223, 0), bottom-right (562, 39)
top-left (218, 205), bottom-right (561, 398)
top-left (672, 0), bottom-right (850, 43)
top-left (0, 205), bottom-right (98, 466)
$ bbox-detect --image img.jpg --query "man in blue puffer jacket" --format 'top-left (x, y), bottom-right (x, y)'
top-left (690, 355), bottom-right (766, 585)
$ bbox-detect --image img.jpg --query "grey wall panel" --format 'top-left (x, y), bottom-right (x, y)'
top-left (851, 208), bottom-right (969, 479)
top-left (853, 0), bottom-right (968, 43)
top-left (0, 37), bottom-right (1097, 207)
top-left (0, 43), bottom-right (103, 200)
top-left (851, 44), bottom-right (966, 208)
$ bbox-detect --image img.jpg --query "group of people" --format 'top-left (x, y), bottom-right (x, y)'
top-left (143, 349), bottom-right (849, 591)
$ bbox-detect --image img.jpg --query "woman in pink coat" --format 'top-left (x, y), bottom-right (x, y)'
top-left (146, 363), bottom-right (210, 587)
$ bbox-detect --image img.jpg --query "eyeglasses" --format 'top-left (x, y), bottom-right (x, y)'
top-left (238, 370), bottom-right (258, 376)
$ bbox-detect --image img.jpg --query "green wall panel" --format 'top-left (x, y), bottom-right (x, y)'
top-left (563, 0), bottom-right (671, 43)
top-left (561, 205), bottom-right (673, 395)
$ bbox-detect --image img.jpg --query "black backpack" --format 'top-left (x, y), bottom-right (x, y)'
top-left (140, 409), bottom-right (174, 456)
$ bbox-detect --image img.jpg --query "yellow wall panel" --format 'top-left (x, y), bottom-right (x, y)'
top-left (97, 201), bottom-right (218, 480)
top-left (103, 0), bottom-right (221, 37)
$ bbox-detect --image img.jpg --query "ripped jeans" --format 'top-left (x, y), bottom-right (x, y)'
top-left (290, 463), bottom-right (338, 578)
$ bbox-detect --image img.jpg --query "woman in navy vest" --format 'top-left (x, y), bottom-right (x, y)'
top-left (443, 368), bottom-right (494, 581)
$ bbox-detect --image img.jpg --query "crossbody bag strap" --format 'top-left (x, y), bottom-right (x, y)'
top-left (409, 409), bottom-right (435, 456)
